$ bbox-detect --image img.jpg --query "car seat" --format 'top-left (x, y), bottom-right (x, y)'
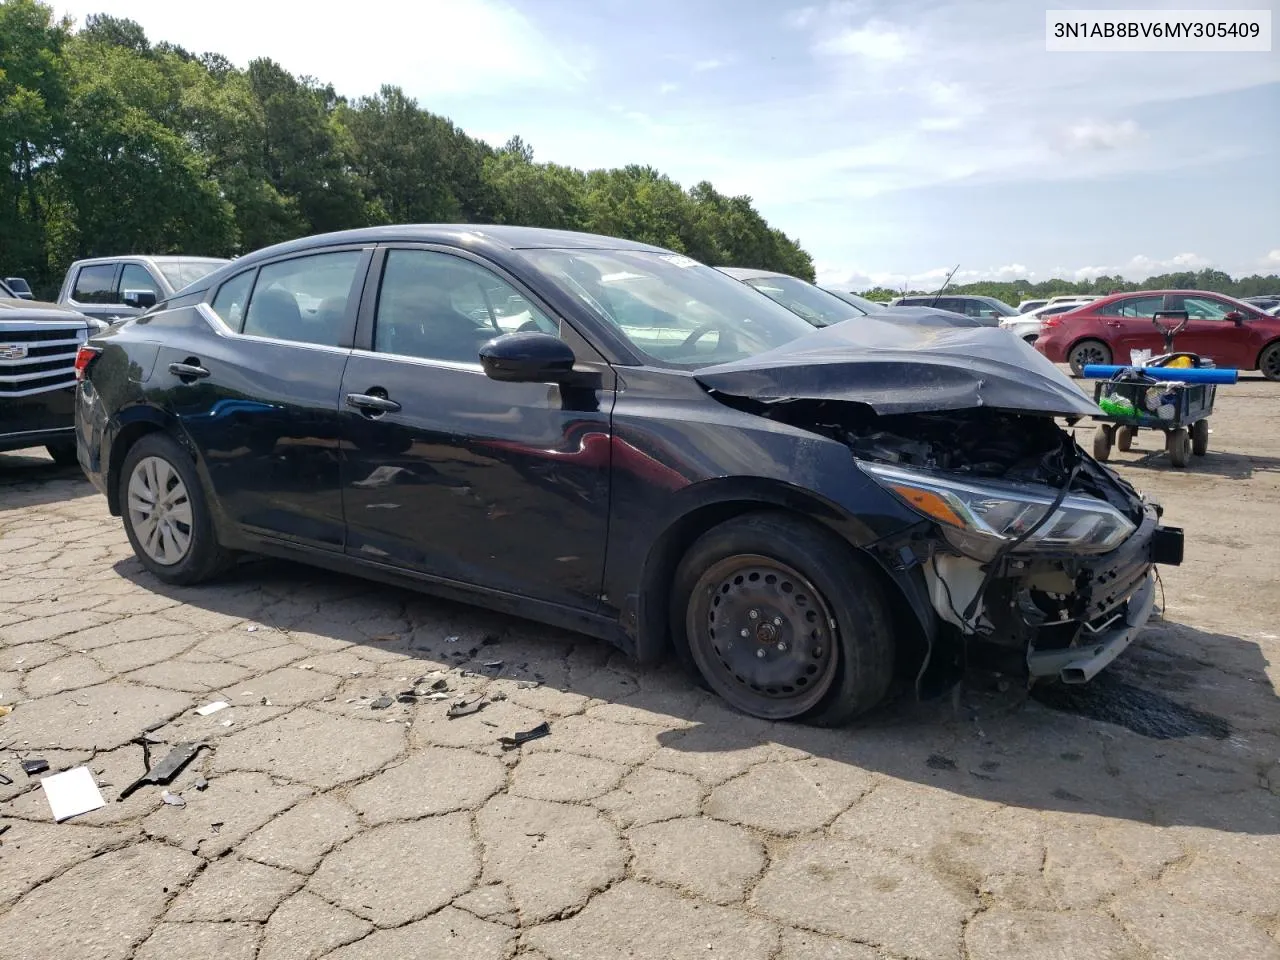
top-left (246, 287), bottom-right (303, 342)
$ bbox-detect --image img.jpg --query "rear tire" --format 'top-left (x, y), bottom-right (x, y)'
top-left (45, 442), bottom-right (78, 467)
top-left (1259, 342), bottom-right (1280, 382)
top-left (671, 512), bottom-right (895, 725)
top-left (1115, 426), bottom-right (1135, 452)
top-left (1191, 419), bottom-right (1209, 457)
top-left (1069, 340), bottom-right (1112, 377)
top-left (119, 433), bottom-right (233, 585)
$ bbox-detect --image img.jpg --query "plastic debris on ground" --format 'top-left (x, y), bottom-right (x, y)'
top-left (447, 696), bottom-right (487, 719)
top-left (119, 742), bottom-right (209, 800)
top-left (21, 758), bottom-right (50, 776)
top-left (161, 791), bottom-right (186, 807)
top-left (193, 777), bottom-right (209, 791)
top-left (369, 696), bottom-right (394, 710)
top-left (499, 722), bottom-right (551, 750)
top-left (0, 705), bottom-right (12, 717)
top-left (41, 767), bottom-right (106, 822)
top-left (194, 701), bottom-right (230, 716)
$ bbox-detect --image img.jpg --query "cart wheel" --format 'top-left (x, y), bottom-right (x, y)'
top-left (1167, 428), bottom-right (1191, 468)
top-left (1116, 426), bottom-right (1135, 452)
top-left (1191, 419), bottom-right (1209, 456)
top-left (1092, 425), bottom-right (1112, 461)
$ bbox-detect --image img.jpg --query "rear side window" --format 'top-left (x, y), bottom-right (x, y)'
top-left (73, 264), bottom-right (117, 303)
top-left (1103, 296), bottom-right (1164, 318)
top-left (211, 271), bottom-right (255, 329)
top-left (242, 251), bottom-right (362, 347)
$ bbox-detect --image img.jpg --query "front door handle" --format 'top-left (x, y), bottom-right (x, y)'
top-left (168, 361), bottom-right (210, 380)
top-left (345, 392), bottom-right (401, 415)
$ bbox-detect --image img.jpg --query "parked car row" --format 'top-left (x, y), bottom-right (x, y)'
top-left (2, 256), bottom-right (229, 463)
top-left (1033, 290), bottom-right (1280, 378)
top-left (68, 224), bottom-right (1183, 726)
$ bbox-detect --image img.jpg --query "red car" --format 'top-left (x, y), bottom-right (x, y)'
top-left (1035, 290), bottom-right (1280, 379)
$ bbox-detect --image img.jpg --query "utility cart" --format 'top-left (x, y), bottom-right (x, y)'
top-left (1081, 311), bottom-right (1237, 469)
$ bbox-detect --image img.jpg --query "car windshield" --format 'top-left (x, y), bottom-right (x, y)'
top-left (523, 249), bottom-right (816, 366)
top-left (158, 259), bottom-right (231, 292)
top-left (0, 279), bottom-right (13, 298)
top-left (822, 288), bottom-right (884, 314)
top-left (741, 275), bottom-right (864, 326)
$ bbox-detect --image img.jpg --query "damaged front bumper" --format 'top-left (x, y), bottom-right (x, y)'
top-left (920, 502), bottom-right (1184, 683)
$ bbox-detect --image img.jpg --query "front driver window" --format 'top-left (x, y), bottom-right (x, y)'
top-left (1176, 296), bottom-right (1233, 320)
top-left (373, 250), bottom-right (559, 364)
top-left (119, 264), bottom-right (160, 299)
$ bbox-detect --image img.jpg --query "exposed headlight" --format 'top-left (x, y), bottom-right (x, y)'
top-left (861, 461), bottom-right (1135, 557)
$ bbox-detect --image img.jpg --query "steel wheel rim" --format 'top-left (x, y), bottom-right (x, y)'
top-left (127, 456), bottom-right (193, 566)
top-left (687, 554), bottom-right (839, 718)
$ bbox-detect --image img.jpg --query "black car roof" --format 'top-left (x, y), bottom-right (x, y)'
top-left (237, 225), bottom-right (667, 267)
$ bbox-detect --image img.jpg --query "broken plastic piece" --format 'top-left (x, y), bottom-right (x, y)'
top-left (22, 758), bottom-right (50, 776)
top-left (445, 635), bottom-right (460, 643)
top-left (41, 767), bottom-right (106, 822)
top-left (193, 777), bottom-right (209, 791)
top-left (371, 634), bottom-right (399, 643)
top-left (0, 772), bottom-right (11, 786)
top-left (195, 701), bottom-right (230, 716)
top-left (498, 722), bottom-right (551, 750)
top-left (118, 742), bottom-right (209, 800)
top-left (210, 821), bottom-right (223, 833)
top-left (370, 696), bottom-right (394, 710)
top-left (430, 678), bottom-right (448, 691)
top-left (161, 791), bottom-right (186, 807)
top-left (0, 705), bottom-right (12, 718)
top-left (446, 696), bottom-right (487, 719)
top-left (483, 660), bottom-right (504, 671)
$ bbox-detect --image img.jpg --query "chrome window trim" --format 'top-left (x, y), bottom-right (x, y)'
top-left (194, 302), bottom-right (353, 356)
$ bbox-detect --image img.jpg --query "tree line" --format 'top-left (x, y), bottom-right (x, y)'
top-left (0, 1), bottom-right (814, 298)
top-left (860, 268), bottom-right (1280, 304)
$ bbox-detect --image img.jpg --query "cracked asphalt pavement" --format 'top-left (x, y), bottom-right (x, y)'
top-left (1, 377), bottom-right (1278, 960)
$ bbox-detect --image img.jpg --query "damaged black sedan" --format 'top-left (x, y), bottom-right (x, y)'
top-left (74, 226), bottom-right (1183, 724)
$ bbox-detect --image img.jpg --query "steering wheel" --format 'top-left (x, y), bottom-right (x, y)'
top-left (681, 322), bottom-right (728, 351)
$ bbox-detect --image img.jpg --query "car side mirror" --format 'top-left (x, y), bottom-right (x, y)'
top-left (122, 289), bottom-right (157, 309)
top-left (1224, 310), bottom-right (1245, 325)
top-left (479, 331), bottom-right (577, 383)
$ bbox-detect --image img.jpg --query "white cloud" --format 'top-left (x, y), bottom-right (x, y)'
top-left (692, 58), bottom-right (728, 72)
top-left (1059, 119), bottom-right (1144, 152)
top-left (1051, 254), bottom-right (1210, 283)
top-left (1266, 250), bottom-right (1280, 265)
top-left (815, 20), bottom-right (914, 62)
top-left (659, 82), bottom-right (679, 95)
top-left (54, 0), bottom-right (587, 98)
top-left (816, 262), bottom-right (1034, 290)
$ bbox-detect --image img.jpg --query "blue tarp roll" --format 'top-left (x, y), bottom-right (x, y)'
top-left (1082, 364), bottom-right (1238, 385)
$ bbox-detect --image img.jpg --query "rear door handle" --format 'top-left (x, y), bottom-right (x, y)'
top-left (168, 362), bottom-right (210, 379)
top-left (345, 392), bottom-right (401, 414)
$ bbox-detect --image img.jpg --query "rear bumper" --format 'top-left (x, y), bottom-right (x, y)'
top-left (1033, 335), bottom-right (1068, 362)
top-left (74, 381), bottom-right (111, 496)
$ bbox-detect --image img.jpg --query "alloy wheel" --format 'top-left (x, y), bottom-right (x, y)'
top-left (127, 456), bottom-right (194, 566)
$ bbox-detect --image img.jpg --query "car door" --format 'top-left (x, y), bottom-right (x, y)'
top-left (1103, 295), bottom-right (1166, 360)
top-left (66, 262), bottom-right (135, 323)
top-left (160, 247), bottom-right (371, 551)
top-left (1164, 295), bottom-right (1261, 367)
top-left (338, 245), bottom-right (615, 610)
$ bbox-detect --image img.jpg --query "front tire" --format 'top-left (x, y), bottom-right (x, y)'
top-left (671, 512), bottom-right (894, 725)
top-left (120, 433), bottom-right (233, 584)
top-left (1068, 340), bottom-right (1112, 377)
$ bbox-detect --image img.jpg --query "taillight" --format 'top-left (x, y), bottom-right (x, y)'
top-left (1040, 316), bottom-right (1062, 329)
top-left (74, 344), bottom-right (102, 382)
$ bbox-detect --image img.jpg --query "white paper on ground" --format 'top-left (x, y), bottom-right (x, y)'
top-left (195, 700), bottom-right (230, 716)
top-left (41, 766), bottom-right (106, 822)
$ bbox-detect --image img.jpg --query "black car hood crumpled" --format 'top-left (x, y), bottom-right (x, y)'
top-left (694, 316), bottom-right (1100, 416)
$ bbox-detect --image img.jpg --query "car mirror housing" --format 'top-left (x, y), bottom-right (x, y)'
top-left (123, 288), bottom-right (158, 309)
top-left (479, 331), bottom-right (577, 384)
top-left (1224, 310), bottom-right (1245, 325)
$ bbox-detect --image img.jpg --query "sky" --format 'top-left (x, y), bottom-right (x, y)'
top-left (55, 0), bottom-right (1280, 290)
